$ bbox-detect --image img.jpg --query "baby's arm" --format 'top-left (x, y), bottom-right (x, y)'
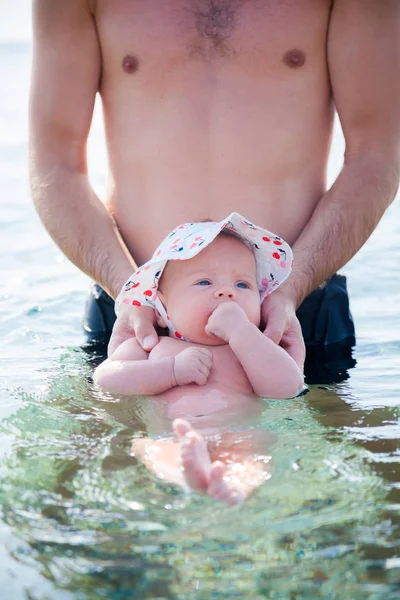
top-left (93, 338), bottom-right (176, 395)
top-left (229, 322), bottom-right (304, 398)
top-left (206, 304), bottom-right (304, 399)
top-left (93, 338), bottom-right (212, 396)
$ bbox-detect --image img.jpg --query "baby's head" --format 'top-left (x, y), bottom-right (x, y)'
top-left (155, 231), bottom-right (261, 345)
top-left (116, 213), bottom-right (293, 343)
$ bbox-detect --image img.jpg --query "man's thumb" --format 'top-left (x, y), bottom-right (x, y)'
top-left (136, 323), bottom-right (158, 351)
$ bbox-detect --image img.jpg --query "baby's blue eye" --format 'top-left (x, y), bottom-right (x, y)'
top-left (236, 282), bottom-right (250, 289)
top-left (197, 280), bottom-right (211, 286)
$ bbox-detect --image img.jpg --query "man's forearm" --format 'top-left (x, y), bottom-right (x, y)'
top-left (287, 152), bottom-right (399, 307)
top-left (30, 163), bottom-right (135, 299)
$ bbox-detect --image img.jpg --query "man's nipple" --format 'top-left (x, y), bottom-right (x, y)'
top-left (122, 55), bottom-right (139, 74)
top-left (282, 49), bottom-right (306, 69)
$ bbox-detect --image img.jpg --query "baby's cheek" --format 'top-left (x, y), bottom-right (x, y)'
top-left (179, 302), bottom-right (209, 337)
top-left (248, 302), bottom-right (262, 329)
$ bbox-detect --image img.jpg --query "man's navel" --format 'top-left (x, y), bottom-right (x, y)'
top-left (122, 54), bottom-right (139, 74)
top-left (282, 49), bottom-right (306, 69)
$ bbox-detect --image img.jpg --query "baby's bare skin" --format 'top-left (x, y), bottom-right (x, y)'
top-left (95, 236), bottom-right (303, 402)
top-left (94, 233), bottom-right (303, 504)
top-left (104, 333), bottom-right (273, 505)
top-left (122, 331), bottom-right (273, 505)
top-left (152, 337), bottom-right (252, 398)
top-left (94, 235), bottom-right (298, 504)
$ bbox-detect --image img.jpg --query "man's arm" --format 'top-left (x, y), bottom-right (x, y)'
top-left (286, 0), bottom-right (399, 305)
top-left (263, 0), bottom-right (400, 350)
top-left (30, 0), bottom-right (135, 299)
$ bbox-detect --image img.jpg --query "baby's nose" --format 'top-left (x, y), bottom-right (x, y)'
top-left (214, 285), bottom-right (236, 300)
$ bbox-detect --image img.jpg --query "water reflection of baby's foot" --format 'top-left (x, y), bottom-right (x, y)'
top-left (207, 462), bottom-right (244, 505)
top-left (173, 418), bottom-right (245, 505)
top-left (173, 418), bottom-right (211, 491)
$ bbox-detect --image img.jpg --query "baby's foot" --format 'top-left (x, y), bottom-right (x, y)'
top-left (173, 419), bottom-right (212, 491)
top-left (173, 418), bottom-right (193, 439)
top-left (207, 462), bottom-right (245, 506)
top-left (173, 419), bottom-right (245, 505)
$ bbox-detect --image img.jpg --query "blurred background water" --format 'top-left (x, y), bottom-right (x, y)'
top-left (1, 3), bottom-right (400, 599)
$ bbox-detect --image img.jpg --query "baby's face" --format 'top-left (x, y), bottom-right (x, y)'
top-left (157, 234), bottom-right (261, 345)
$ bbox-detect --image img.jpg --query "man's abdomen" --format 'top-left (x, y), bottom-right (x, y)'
top-left (97, 0), bottom-right (334, 264)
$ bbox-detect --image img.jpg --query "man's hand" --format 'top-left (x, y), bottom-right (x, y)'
top-left (205, 302), bottom-right (249, 343)
top-left (261, 290), bottom-right (306, 370)
top-left (261, 290), bottom-right (305, 371)
top-left (173, 348), bottom-right (213, 386)
top-left (108, 305), bottom-right (158, 357)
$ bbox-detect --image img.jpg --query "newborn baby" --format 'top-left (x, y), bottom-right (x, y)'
top-left (94, 213), bottom-right (304, 504)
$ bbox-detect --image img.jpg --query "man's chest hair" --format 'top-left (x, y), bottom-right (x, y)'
top-left (96, 0), bottom-right (331, 65)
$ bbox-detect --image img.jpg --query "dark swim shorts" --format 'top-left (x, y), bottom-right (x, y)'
top-left (83, 273), bottom-right (356, 385)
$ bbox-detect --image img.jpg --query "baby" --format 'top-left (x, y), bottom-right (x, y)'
top-left (94, 213), bottom-right (304, 504)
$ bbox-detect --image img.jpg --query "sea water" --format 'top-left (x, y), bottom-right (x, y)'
top-left (1, 6), bottom-right (400, 599)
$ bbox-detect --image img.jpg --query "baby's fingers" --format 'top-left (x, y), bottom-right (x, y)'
top-left (199, 361), bottom-right (212, 376)
top-left (196, 363), bottom-right (211, 384)
top-left (196, 348), bottom-right (212, 358)
top-left (198, 351), bottom-right (213, 368)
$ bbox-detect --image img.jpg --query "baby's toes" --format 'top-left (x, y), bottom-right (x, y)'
top-left (208, 463), bottom-right (244, 506)
top-left (173, 418), bottom-right (193, 439)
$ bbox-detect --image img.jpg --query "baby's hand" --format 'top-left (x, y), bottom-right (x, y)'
top-left (173, 347), bottom-right (213, 386)
top-left (205, 303), bottom-right (249, 342)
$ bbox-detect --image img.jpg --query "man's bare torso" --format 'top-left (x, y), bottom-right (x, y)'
top-left (92, 0), bottom-right (334, 265)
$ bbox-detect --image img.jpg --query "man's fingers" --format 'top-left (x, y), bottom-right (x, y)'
top-left (108, 306), bottom-right (159, 356)
top-left (107, 333), bottom-right (125, 358)
top-left (135, 322), bottom-right (158, 351)
top-left (263, 315), bottom-right (305, 370)
top-left (107, 319), bottom-right (132, 357)
top-left (263, 320), bottom-right (285, 345)
top-left (280, 336), bottom-right (306, 370)
top-left (281, 319), bottom-right (306, 369)
top-left (132, 304), bottom-right (158, 351)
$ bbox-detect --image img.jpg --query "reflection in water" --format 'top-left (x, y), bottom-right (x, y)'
top-left (1, 350), bottom-right (398, 599)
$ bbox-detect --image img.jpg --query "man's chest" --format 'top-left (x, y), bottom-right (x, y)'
top-left (94, 0), bottom-right (332, 71)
